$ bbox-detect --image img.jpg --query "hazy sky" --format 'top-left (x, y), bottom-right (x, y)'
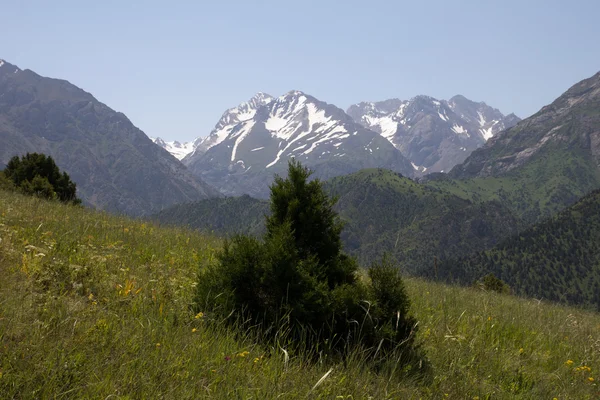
top-left (2, 0), bottom-right (599, 142)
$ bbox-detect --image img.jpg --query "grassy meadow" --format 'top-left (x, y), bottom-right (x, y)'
top-left (0, 189), bottom-right (599, 399)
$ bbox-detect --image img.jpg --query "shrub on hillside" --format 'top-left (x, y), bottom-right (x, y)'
top-left (0, 171), bottom-right (15, 191)
top-left (3, 153), bottom-right (81, 204)
top-left (195, 160), bottom-right (427, 372)
top-left (476, 273), bottom-right (511, 294)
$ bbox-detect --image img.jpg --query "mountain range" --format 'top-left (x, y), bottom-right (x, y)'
top-left (155, 69), bottom-right (600, 308)
top-left (347, 95), bottom-right (520, 173)
top-left (0, 58), bottom-right (219, 216)
top-left (181, 91), bottom-right (415, 197)
top-left (152, 91), bottom-right (518, 197)
top-left (4, 55), bottom-right (600, 309)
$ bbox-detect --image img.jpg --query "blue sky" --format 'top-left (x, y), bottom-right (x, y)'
top-left (2, 0), bottom-right (599, 142)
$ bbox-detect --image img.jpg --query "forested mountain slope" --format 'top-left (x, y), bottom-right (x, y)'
top-left (438, 189), bottom-right (600, 310)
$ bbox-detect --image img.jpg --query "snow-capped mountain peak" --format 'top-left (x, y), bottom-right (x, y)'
top-left (186, 92), bottom-right (275, 159)
top-left (183, 90), bottom-right (414, 197)
top-left (151, 137), bottom-right (195, 160)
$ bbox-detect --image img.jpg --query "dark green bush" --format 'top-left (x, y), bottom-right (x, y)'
top-left (195, 160), bottom-right (427, 371)
top-left (0, 171), bottom-right (15, 191)
top-left (477, 273), bottom-right (511, 294)
top-left (3, 153), bottom-right (81, 204)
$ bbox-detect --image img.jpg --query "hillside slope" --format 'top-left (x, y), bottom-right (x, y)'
top-left (1, 188), bottom-right (599, 398)
top-left (155, 194), bottom-right (268, 237)
top-left (427, 71), bottom-right (600, 223)
top-left (327, 169), bottom-right (521, 273)
top-left (0, 58), bottom-right (219, 215)
top-left (155, 169), bottom-right (522, 275)
top-left (439, 189), bottom-right (600, 310)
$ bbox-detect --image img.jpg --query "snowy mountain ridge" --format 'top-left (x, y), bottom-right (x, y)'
top-left (183, 90), bottom-right (414, 197)
top-left (187, 92), bottom-right (275, 159)
top-left (153, 91), bottom-right (519, 179)
top-left (151, 138), bottom-right (195, 160)
top-left (347, 95), bottom-right (520, 173)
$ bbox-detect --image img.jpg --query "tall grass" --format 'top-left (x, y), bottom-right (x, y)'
top-left (0, 189), bottom-right (599, 398)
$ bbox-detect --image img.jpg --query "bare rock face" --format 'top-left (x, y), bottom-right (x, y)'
top-left (0, 58), bottom-right (220, 216)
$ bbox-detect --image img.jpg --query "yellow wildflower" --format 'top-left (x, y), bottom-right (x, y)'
top-left (565, 360), bottom-right (574, 366)
top-left (254, 355), bottom-right (264, 363)
top-left (195, 312), bottom-right (204, 319)
top-left (519, 348), bottom-right (524, 355)
top-left (589, 377), bottom-right (595, 382)
top-left (192, 328), bottom-right (197, 333)
top-left (156, 343), bottom-right (161, 347)
top-left (237, 351), bottom-right (250, 358)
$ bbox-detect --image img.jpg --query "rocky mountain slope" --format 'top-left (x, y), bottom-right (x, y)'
top-left (426, 71), bottom-right (600, 223)
top-left (450, 71), bottom-right (600, 179)
top-left (184, 92), bottom-right (415, 197)
top-left (347, 95), bottom-right (520, 173)
top-left (0, 58), bottom-right (220, 215)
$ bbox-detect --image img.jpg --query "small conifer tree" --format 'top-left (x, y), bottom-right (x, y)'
top-left (196, 160), bottom-right (427, 370)
top-left (3, 153), bottom-right (80, 204)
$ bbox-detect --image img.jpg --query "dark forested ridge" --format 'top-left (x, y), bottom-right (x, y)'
top-left (155, 168), bottom-right (523, 275)
top-left (154, 195), bottom-right (268, 237)
top-left (439, 189), bottom-right (600, 310)
top-left (327, 169), bottom-right (522, 274)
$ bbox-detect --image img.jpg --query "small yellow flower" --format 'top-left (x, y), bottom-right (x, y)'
top-left (589, 377), bottom-right (594, 382)
top-left (192, 328), bottom-right (197, 333)
top-left (237, 351), bottom-right (250, 358)
top-left (519, 348), bottom-right (524, 355)
top-left (565, 360), bottom-right (574, 366)
top-left (156, 343), bottom-right (161, 347)
top-left (487, 316), bottom-right (492, 321)
top-left (195, 312), bottom-right (204, 319)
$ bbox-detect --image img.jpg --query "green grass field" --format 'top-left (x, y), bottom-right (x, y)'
top-left (1, 189), bottom-right (599, 399)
